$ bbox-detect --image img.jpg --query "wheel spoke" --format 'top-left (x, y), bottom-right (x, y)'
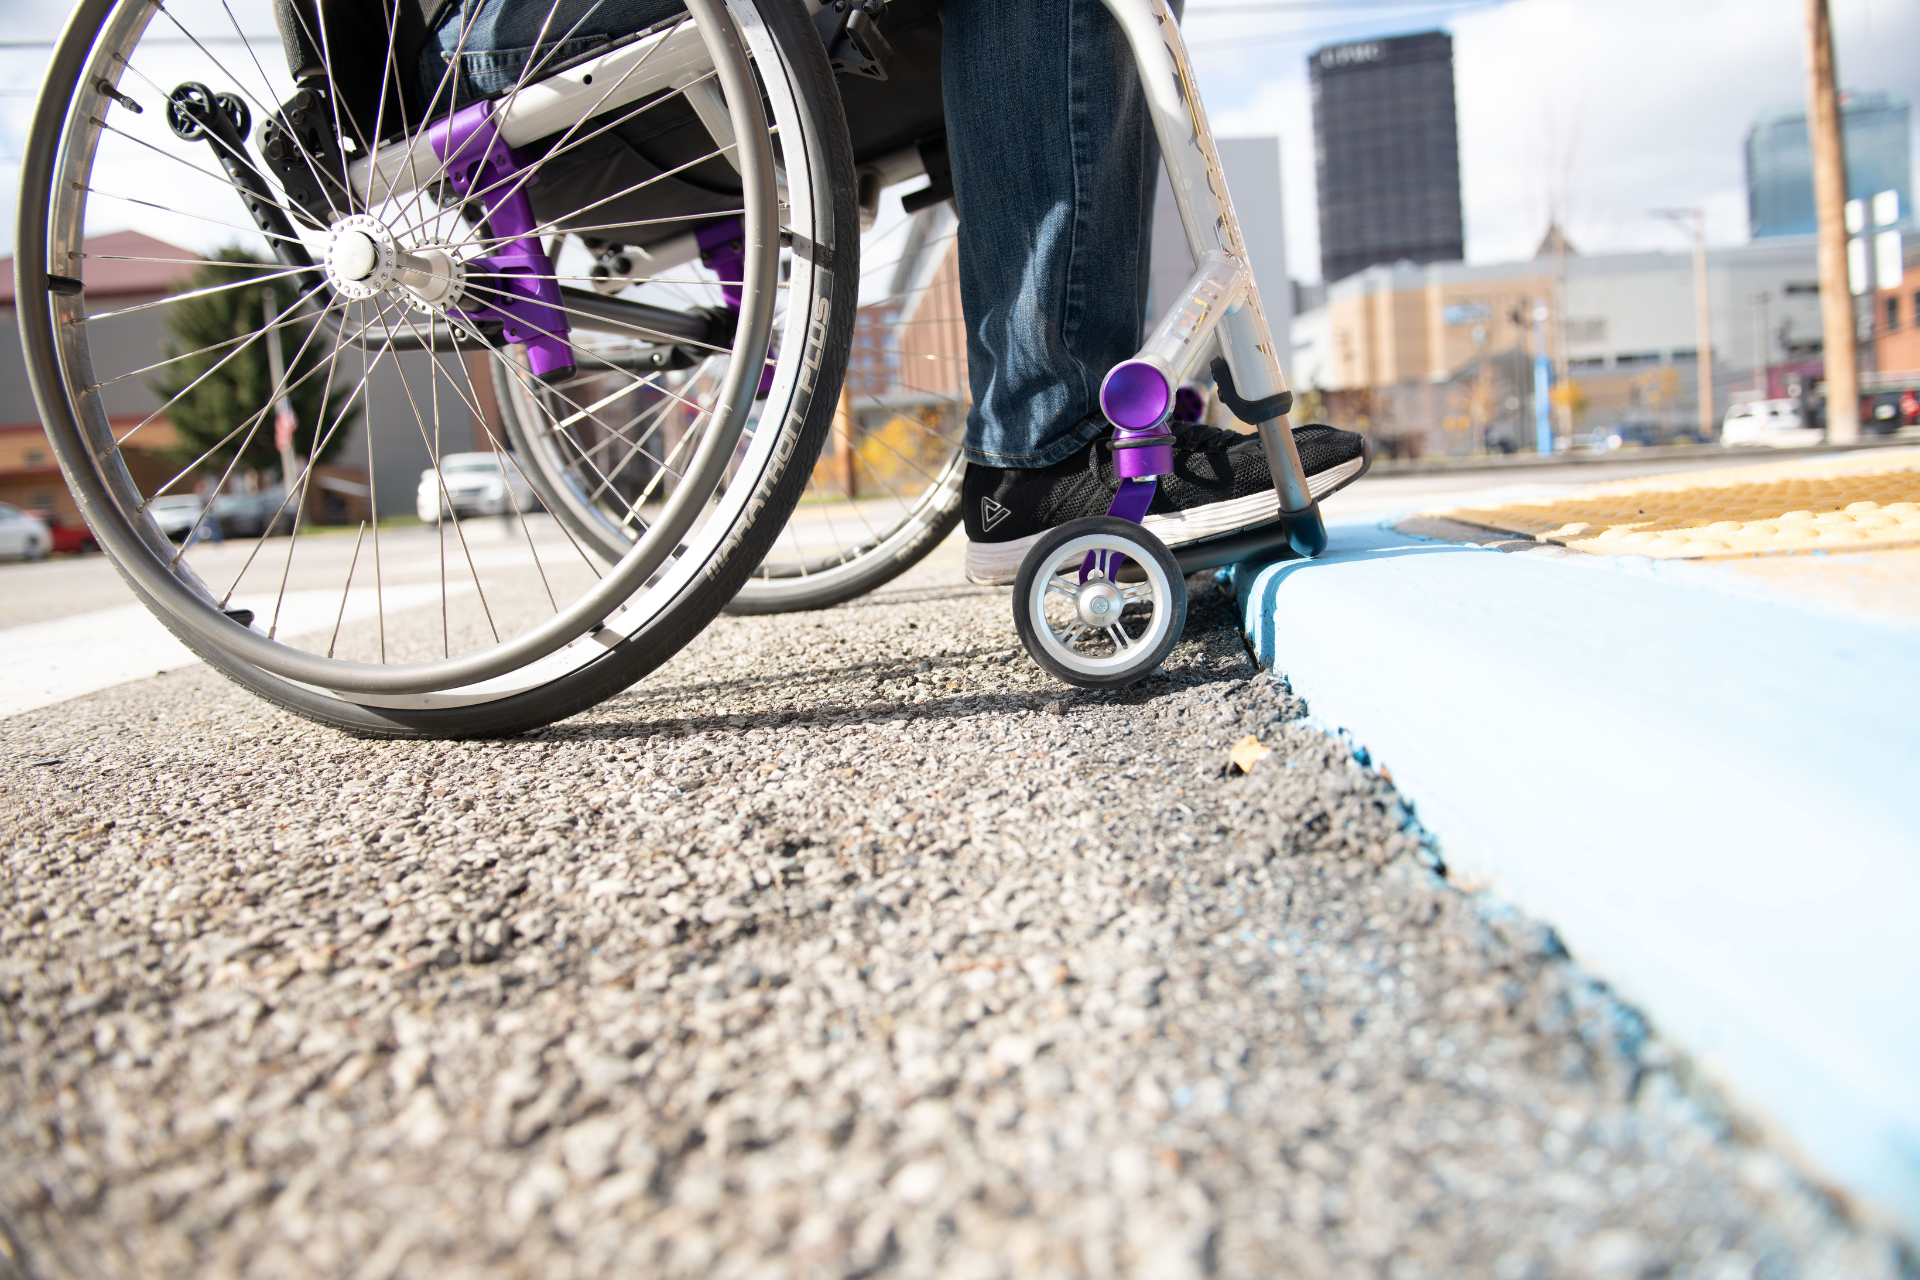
top-left (93, 115), bottom-right (321, 234)
top-left (263, 297), bottom-right (409, 639)
top-left (80, 184), bottom-right (311, 248)
top-left (144, 281), bottom-right (345, 508)
top-left (30, 0), bottom-right (838, 708)
top-left (325, 521), bottom-right (367, 659)
top-left (86, 265), bottom-right (313, 324)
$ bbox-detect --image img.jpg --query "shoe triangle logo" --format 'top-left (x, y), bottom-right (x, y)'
top-left (980, 496), bottom-right (1012, 532)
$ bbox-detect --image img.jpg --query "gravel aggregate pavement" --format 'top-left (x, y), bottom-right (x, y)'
top-left (2, 549), bottom-right (1911, 1279)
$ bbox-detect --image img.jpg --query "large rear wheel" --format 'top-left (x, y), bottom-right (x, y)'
top-left (18, 0), bottom-right (856, 736)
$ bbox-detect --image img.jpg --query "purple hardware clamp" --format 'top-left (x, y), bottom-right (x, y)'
top-left (428, 103), bottom-right (575, 383)
top-left (693, 217), bottom-right (774, 396)
top-left (1084, 359), bottom-right (1178, 583)
top-left (695, 218), bottom-right (745, 310)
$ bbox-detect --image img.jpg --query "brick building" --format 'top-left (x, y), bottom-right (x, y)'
top-left (0, 231), bottom-right (203, 536)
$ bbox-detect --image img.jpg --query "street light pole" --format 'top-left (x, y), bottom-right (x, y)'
top-left (1532, 303), bottom-right (1553, 454)
top-left (1804, 0), bottom-right (1859, 442)
top-left (1655, 209), bottom-right (1714, 440)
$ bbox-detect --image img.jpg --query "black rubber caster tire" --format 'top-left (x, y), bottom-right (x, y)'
top-left (1012, 516), bottom-right (1187, 689)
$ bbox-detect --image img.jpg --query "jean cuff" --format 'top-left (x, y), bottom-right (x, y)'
top-left (963, 413), bottom-right (1108, 471)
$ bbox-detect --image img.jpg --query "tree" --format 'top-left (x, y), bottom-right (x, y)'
top-left (1550, 378), bottom-right (1589, 422)
top-left (151, 247), bottom-right (358, 482)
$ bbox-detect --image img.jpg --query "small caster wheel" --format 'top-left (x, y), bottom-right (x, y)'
top-left (1012, 515), bottom-right (1187, 689)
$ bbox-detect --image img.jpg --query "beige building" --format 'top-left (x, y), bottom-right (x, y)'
top-left (1291, 234), bottom-right (1827, 455)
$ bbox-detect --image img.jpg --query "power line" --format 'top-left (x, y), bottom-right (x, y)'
top-left (0, 36), bottom-right (279, 50)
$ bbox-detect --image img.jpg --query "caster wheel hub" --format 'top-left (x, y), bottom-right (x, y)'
top-left (1076, 579), bottom-right (1125, 626)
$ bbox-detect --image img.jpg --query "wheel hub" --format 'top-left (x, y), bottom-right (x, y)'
top-left (323, 215), bottom-right (399, 299)
top-left (1076, 578), bottom-right (1126, 627)
top-left (322, 215), bottom-right (464, 312)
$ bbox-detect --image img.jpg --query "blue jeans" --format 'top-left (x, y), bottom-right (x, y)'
top-left (421, 0), bottom-right (1157, 469)
top-left (417, 0), bottom-right (686, 112)
top-left (943, 0), bottom-right (1157, 468)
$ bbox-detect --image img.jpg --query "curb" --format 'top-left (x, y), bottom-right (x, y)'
top-left (1366, 433), bottom-right (1920, 477)
top-left (1230, 516), bottom-right (1920, 1236)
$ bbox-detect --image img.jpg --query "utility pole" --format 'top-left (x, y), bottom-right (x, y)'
top-left (1752, 291), bottom-right (1772, 397)
top-left (1804, 0), bottom-right (1859, 442)
top-left (1508, 299), bottom-right (1530, 452)
top-left (1654, 209), bottom-right (1714, 439)
top-left (832, 383), bottom-right (859, 498)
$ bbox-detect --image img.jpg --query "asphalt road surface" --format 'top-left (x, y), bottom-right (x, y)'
top-left (2, 517), bottom-right (1913, 1277)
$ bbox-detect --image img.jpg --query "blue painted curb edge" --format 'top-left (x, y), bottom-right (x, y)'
top-left (1230, 516), bottom-right (1920, 1236)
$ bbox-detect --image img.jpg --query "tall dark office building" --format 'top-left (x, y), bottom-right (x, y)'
top-left (1310, 31), bottom-right (1464, 284)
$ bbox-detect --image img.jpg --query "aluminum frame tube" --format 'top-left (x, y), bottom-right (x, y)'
top-left (349, 21), bottom-right (715, 206)
top-left (1099, 0), bottom-right (1315, 515)
top-left (1104, 250), bottom-right (1245, 421)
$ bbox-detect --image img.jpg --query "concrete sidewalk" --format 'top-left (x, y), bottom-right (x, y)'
top-left (1234, 452), bottom-right (1920, 1237)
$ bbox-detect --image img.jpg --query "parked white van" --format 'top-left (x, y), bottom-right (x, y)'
top-left (416, 452), bottom-right (540, 523)
top-left (1721, 399), bottom-right (1821, 448)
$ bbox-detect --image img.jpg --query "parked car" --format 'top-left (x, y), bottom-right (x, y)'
top-left (49, 517), bottom-right (97, 555)
top-left (210, 487), bottom-right (295, 538)
top-left (0, 502), bottom-right (51, 560)
top-left (1575, 420), bottom-right (1702, 451)
top-left (416, 452), bottom-right (539, 523)
top-left (148, 493), bottom-right (220, 542)
top-left (1866, 391), bottom-right (1909, 435)
top-left (1721, 398), bottom-right (1823, 448)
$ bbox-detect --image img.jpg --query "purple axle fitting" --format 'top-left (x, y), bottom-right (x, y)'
top-left (1101, 359), bottom-right (1175, 477)
top-left (429, 102), bottom-right (575, 383)
top-left (1111, 428), bottom-right (1174, 479)
top-left (691, 217), bottom-right (773, 395)
top-left (1101, 360), bottom-right (1171, 430)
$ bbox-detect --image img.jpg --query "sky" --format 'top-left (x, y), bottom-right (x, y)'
top-left (1189, 0), bottom-right (1920, 280)
top-left (0, 0), bottom-right (1917, 281)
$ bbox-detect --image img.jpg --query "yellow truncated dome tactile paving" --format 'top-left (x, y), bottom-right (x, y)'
top-left (1430, 448), bottom-right (1920, 559)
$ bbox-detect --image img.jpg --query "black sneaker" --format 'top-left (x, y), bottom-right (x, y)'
top-left (963, 420), bottom-right (1370, 585)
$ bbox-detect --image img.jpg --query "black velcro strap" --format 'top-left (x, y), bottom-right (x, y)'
top-left (1104, 434), bottom-right (1173, 450)
top-left (1210, 356), bottom-right (1293, 425)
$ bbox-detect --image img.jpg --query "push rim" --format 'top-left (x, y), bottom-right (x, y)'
top-left (20, 0), bottom-right (809, 706)
top-left (502, 193), bottom-right (968, 606)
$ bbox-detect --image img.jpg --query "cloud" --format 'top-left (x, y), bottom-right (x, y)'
top-left (7, 0), bottom-right (1915, 287)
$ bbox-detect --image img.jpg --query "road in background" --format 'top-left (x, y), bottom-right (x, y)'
top-left (0, 451), bottom-right (1804, 719)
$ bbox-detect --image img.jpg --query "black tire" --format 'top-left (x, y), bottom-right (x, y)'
top-left (18, 0), bottom-right (856, 737)
top-left (1012, 516), bottom-right (1187, 690)
top-left (721, 457), bottom-right (963, 614)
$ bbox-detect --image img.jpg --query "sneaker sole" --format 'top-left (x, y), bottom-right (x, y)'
top-left (965, 449), bottom-right (1369, 586)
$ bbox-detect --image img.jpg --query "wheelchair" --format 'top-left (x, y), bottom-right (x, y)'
top-left (17, 0), bottom-right (1327, 737)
